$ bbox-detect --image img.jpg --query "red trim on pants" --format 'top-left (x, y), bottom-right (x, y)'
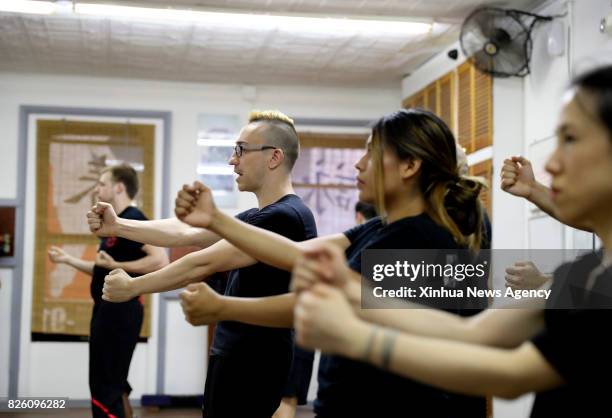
top-left (92, 398), bottom-right (119, 418)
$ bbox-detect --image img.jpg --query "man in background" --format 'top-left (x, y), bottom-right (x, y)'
top-left (49, 164), bottom-right (168, 418)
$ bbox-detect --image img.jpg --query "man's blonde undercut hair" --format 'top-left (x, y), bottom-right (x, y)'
top-left (248, 109), bottom-right (300, 170)
top-left (249, 110), bottom-right (295, 127)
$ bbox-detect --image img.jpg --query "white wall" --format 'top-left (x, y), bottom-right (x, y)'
top-left (164, 300), bottom-right (207, 394)
top-left (571, 0), bottom-right (612, 73)
top-left (524, 0), bottom-right (611, 252)
top-left (0, 73), bottom-right (399, 202)
top-left (0, 72), bottom-right (400, 400)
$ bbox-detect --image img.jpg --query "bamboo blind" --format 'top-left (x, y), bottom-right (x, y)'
top-left (32, 119), bottom-right (155, 338)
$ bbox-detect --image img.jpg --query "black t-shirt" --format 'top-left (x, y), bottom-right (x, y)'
top-left (91, 206), bottom-right (147, 304)
top-left (211, 194), bottom-right (317, 356)
top-left (315, 213), bottom-right (486, 418)
top-left (531, 251), bottom-right (612, 417)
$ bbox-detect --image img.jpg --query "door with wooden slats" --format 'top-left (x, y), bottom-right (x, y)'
top-left (414, 91), bottom-right (426, 108)
top-left (474, 68), bottom-right (493, 151)
top-left (401, 96), bottom-right (414, 109)
top-left (457, 61), bottom-right (474, 154)
top-left (425, 82), bottom-right (438, 114)
top-left (402, 92), bottom-right (419, 110)
top-left (438, 72), bottom-right (455, 134)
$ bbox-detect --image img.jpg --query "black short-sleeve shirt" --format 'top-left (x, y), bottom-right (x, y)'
top-left (530, 251), bottom-right (612, 417)
top-left (315, 213), bottom-right (486, 418)
top-left (211, 194), bottom-right (317, 356)
top-left (91, 206), bottom-right (147, 304)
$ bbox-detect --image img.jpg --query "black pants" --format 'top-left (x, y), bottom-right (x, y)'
top-left (203, 347), bottom-right (292, 418)
top-left (89, 299), bottom-right (143, 418)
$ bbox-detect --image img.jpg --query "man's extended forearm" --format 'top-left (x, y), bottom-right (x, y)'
top-left (528, 182), bottom-right (592, 231)
top-left (65, 256), bottom-right (95, 275)
top-left (131, 252), bottom-right (212, 295)
top-left (115, 251), bottom-right (168, 275)
top-left (219, 293), bottom-right (296, 328)
top-left (209, 211), bottom-right (301, 271)
top-left (528, 182), bottom-right (557, 218)
top-left (117, 217), bottom-right (219, 248)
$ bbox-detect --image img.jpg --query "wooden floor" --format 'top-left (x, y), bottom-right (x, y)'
top-left (0, 405), bottom-right (316, 417)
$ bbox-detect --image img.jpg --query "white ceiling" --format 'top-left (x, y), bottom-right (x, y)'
top-left (0, 0), bottom-right (545, 87)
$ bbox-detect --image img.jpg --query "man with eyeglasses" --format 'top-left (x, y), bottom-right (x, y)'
top-left (234, 142), bottom-right (277, 156)
top-left (86, 110), bottom-right (317, 418)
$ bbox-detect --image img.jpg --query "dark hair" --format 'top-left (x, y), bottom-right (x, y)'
top-left (371, 108), bottom-right (487, 250)
top-left (571, 65), bottom-right (612, 136)
top-left (103, 164), bottom-right (139, 199)
top-left (355, 201), bottom-right (378, 220)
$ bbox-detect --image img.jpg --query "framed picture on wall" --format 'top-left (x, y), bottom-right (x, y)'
top-left (30, 117), bottom-right (163, 340)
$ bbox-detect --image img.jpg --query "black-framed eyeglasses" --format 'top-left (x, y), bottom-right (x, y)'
top-left (233, 144), bottom-right (277, 158)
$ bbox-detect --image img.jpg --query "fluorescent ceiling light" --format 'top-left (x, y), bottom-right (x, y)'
top-left (74, 3), bottom-right (432, 36)
top-left (0, 0), bottom-right (55, 14)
